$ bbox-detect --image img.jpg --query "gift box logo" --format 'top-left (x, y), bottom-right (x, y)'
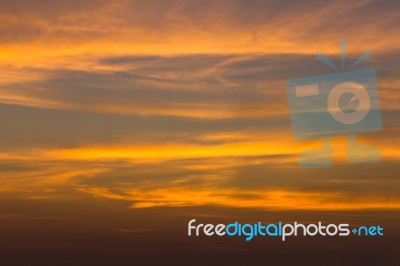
top-left (286, 40), bottom-right (382, 167)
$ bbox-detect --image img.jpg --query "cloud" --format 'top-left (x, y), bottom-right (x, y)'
top-left (0, 140), bottom-right (399, 210)
top-left (0, 0), bottom-right (400, 63)
top-left (1, 51), bottom-right (399, 121)
top-left (0, 0), bottom-right (399, 214)
top-left (76, 185), bottom-right (400, 210)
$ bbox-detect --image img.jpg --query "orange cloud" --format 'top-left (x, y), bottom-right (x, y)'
top-left (77, 186), bottom-right (400, 211)
top-left (0, 0), bottom-right (399, 67)
top-left (0, 0), bottom-right (398, 217)
top-left (47, 141), bottom-right (309, 162)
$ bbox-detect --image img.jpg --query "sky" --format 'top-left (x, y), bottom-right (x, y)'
top-left (0, 0), bottom-right (399, 264)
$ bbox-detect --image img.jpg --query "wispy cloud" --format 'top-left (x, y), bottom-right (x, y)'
top-left (0, 0), bottom-right (399, 214)
top-left (1, 0), bottom-right (400, 60)
top-left (76, 185), bottom-right (400, 210)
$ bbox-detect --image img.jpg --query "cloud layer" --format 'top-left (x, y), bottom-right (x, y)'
top-left (0, 0), bottom-right (399, 213)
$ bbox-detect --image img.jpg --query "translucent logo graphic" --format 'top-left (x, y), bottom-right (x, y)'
top-left (286, 40), bottom-right (382, 168)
